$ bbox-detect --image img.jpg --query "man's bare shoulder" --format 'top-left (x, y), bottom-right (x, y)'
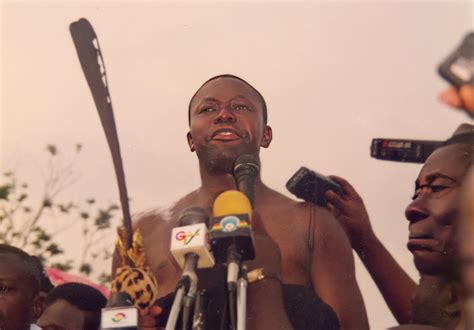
top-left (260, 186), bottom-right (331, 220)
top-left (132, 190), bottom-right (201, 236)
top-left (260, 186), bottom-right (344, 243)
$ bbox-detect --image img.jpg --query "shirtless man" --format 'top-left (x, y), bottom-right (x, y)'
top-left (114, 74), bottom-right (368, 329)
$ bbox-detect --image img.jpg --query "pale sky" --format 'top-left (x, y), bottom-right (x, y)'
top-left (1, 1), bottom-right (473, 328)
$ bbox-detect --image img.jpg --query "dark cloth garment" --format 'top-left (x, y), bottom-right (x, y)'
top-left (282, 284), bottom-right (340, 330)
top-left (155, 266), bottom-right (340, 329)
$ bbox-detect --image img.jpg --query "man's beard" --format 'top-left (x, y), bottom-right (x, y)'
top-left (196, 142), bottom-right (257, 174)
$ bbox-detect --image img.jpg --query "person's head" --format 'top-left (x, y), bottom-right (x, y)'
top-left (30, 256), bottom-right (54, 296)
top-left (458, 165), bottom-right (474, 328)
top-left (0, 244), bottom-right (42, 330)
top-left (405, 124), bottom-right (474, 276)
top-left (37, 282), bottom-right (107, 330)
top-left (187, 74), bottom-right (272, 172)
top-left (30, 256), bottom-right (54, 319)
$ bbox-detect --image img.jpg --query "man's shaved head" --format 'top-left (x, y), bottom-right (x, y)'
top-left (188, 74), bottom-right (268, 125)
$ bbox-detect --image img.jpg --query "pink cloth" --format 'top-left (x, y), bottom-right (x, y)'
top-left (45, 267), bottom-right (110, 298)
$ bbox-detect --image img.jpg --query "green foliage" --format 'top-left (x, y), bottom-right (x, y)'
top-left (80, 263), bottom-right (92, 275)
top-left (50, 260), bottom-right (73, 272)
top-left (46, 144), bottom-right (58, 156)
top-left (0, 144), bottom-right (119, 286)
top-left (0, 184), bottom-right (13, 200)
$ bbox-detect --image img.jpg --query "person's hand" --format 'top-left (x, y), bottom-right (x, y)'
top-left (439, 84), bottom-right (474, 116)
top-left (325, 175), bottom-right (374, 251)
top-left (138, 304), bottom-right (163, 329)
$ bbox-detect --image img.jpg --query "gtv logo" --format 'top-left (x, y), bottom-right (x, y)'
top-left (175, 228), bottom-right (201, 245)
top-left (112, 312), bottom-right (126, 322)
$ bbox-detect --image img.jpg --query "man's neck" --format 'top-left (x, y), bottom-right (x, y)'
top-left (197, 162), bottom-right (267, 202)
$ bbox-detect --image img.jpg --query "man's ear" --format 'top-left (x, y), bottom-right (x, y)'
top-left (260, 125), bottom-right (272, 148)
top-left (32, 293), bottom-right (45, 320)
top-left (187, 132), bottom-right (195, 152)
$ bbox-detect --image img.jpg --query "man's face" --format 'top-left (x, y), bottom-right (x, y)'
top-left (459, 166), bottom-right (474, 294)
top-left (405, 144), bottom-right (468, 275)
top-left (37, 299), bottom-right (87, 330)
top-left (187, 77), bottom-right (272, 171)
top-left (0, 255), bottom-right (38, 330)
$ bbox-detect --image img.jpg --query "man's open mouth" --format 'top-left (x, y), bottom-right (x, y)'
top-left (211, 128), bottom-right (241, 141)
top-left (407, 233), bottom-right (437, 252)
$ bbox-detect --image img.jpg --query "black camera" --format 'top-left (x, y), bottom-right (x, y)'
top-left (370, 138), bottom-right (443, 163)
top-left (286, 167), bottom-right (342, 206)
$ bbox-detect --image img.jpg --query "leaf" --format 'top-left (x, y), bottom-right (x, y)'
top-left (46, 144), bottom-right (58, 156)
top-left (95, 209), bottom-right (112, 229)
top-left (86, 198), bottom-right (96, 204)
top-left (32, 240), bottom-right (42, 249)
top-left (80, 212), bottom-right (89, 220)
top-left (37, 231), bottom-right (51, 242)
top-left (50, 261), bottom-right (73, 272)
top-left (98, 272), bottom-right (112, 286)
top-left (0, 185), bottom-right (12, 200)
top-left (43, 198), bottom-right (53, 208)
top-left (46, 243), bottom-right (63, 256)
top-left (23, 206), bottom-right (31, 213)
top-left (17, 193), bottom-right (28, 202)
top-left (3, 171), bottom-right (13, 177)
top-left (80, 263), bottom-right (92, 275)
top-left (57, 203), bottom-right (74, 213)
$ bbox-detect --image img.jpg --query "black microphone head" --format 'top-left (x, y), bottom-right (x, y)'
top-left (178, 206), bottom-right (210, 227)
top-left (233, 154), bottom-right (260, 176)
top-left (106, 291), bottom-right (134, 308)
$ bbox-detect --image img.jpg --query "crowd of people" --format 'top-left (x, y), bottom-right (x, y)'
top-left (1, 74), bottom-right (473, 329)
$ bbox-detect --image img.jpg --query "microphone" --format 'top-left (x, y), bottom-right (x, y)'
top-left (233, 154), bottom-right (260, 206)
top-left (168, 207), bottom-right (215, 330)
top-left (210, 190), bottom-right (255, 263)
top-left (170, 207), bottom-right (215, 271)
top-left (210, 191), bottom-right (255, 330)
top-left (101, 292), bottom-right (138, 329)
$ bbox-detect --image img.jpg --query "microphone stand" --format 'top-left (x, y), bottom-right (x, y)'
top-left (167, 283), bottom-right (187, 330)
top-left (167, 253), bottom-right (199, 330)
top-left (227, 245), bottom-right (240, 330)
top-left (192, 289), bottom-right (206, 330)
top-left (236, 266), bottom-right (248, 330)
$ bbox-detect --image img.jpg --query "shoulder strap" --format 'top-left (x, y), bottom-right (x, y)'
top-left (305, 204), bottom-right (316, 278)
top-left (307, 204), bottom-right (315, 252)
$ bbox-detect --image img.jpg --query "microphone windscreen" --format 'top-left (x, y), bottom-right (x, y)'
top-left (178, 206), bottom-right (209, 227)
top-left (107, 291), bottom-right (134, 307)
top-left (233, 154), bottom-right (260, 173)
top-left (212, 190), bottom-right (252, 220)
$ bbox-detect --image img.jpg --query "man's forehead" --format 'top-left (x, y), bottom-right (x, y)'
top-left (40, 300), bottom-right (86, 326)
top-left (0, 259), bottom-right (27, 279)
top-left (192, 77), bottom-right (261, 105)
top-left (0, 253), bottom-right (24, 267)
top-left (419, 145), bottom-right (468, 180)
